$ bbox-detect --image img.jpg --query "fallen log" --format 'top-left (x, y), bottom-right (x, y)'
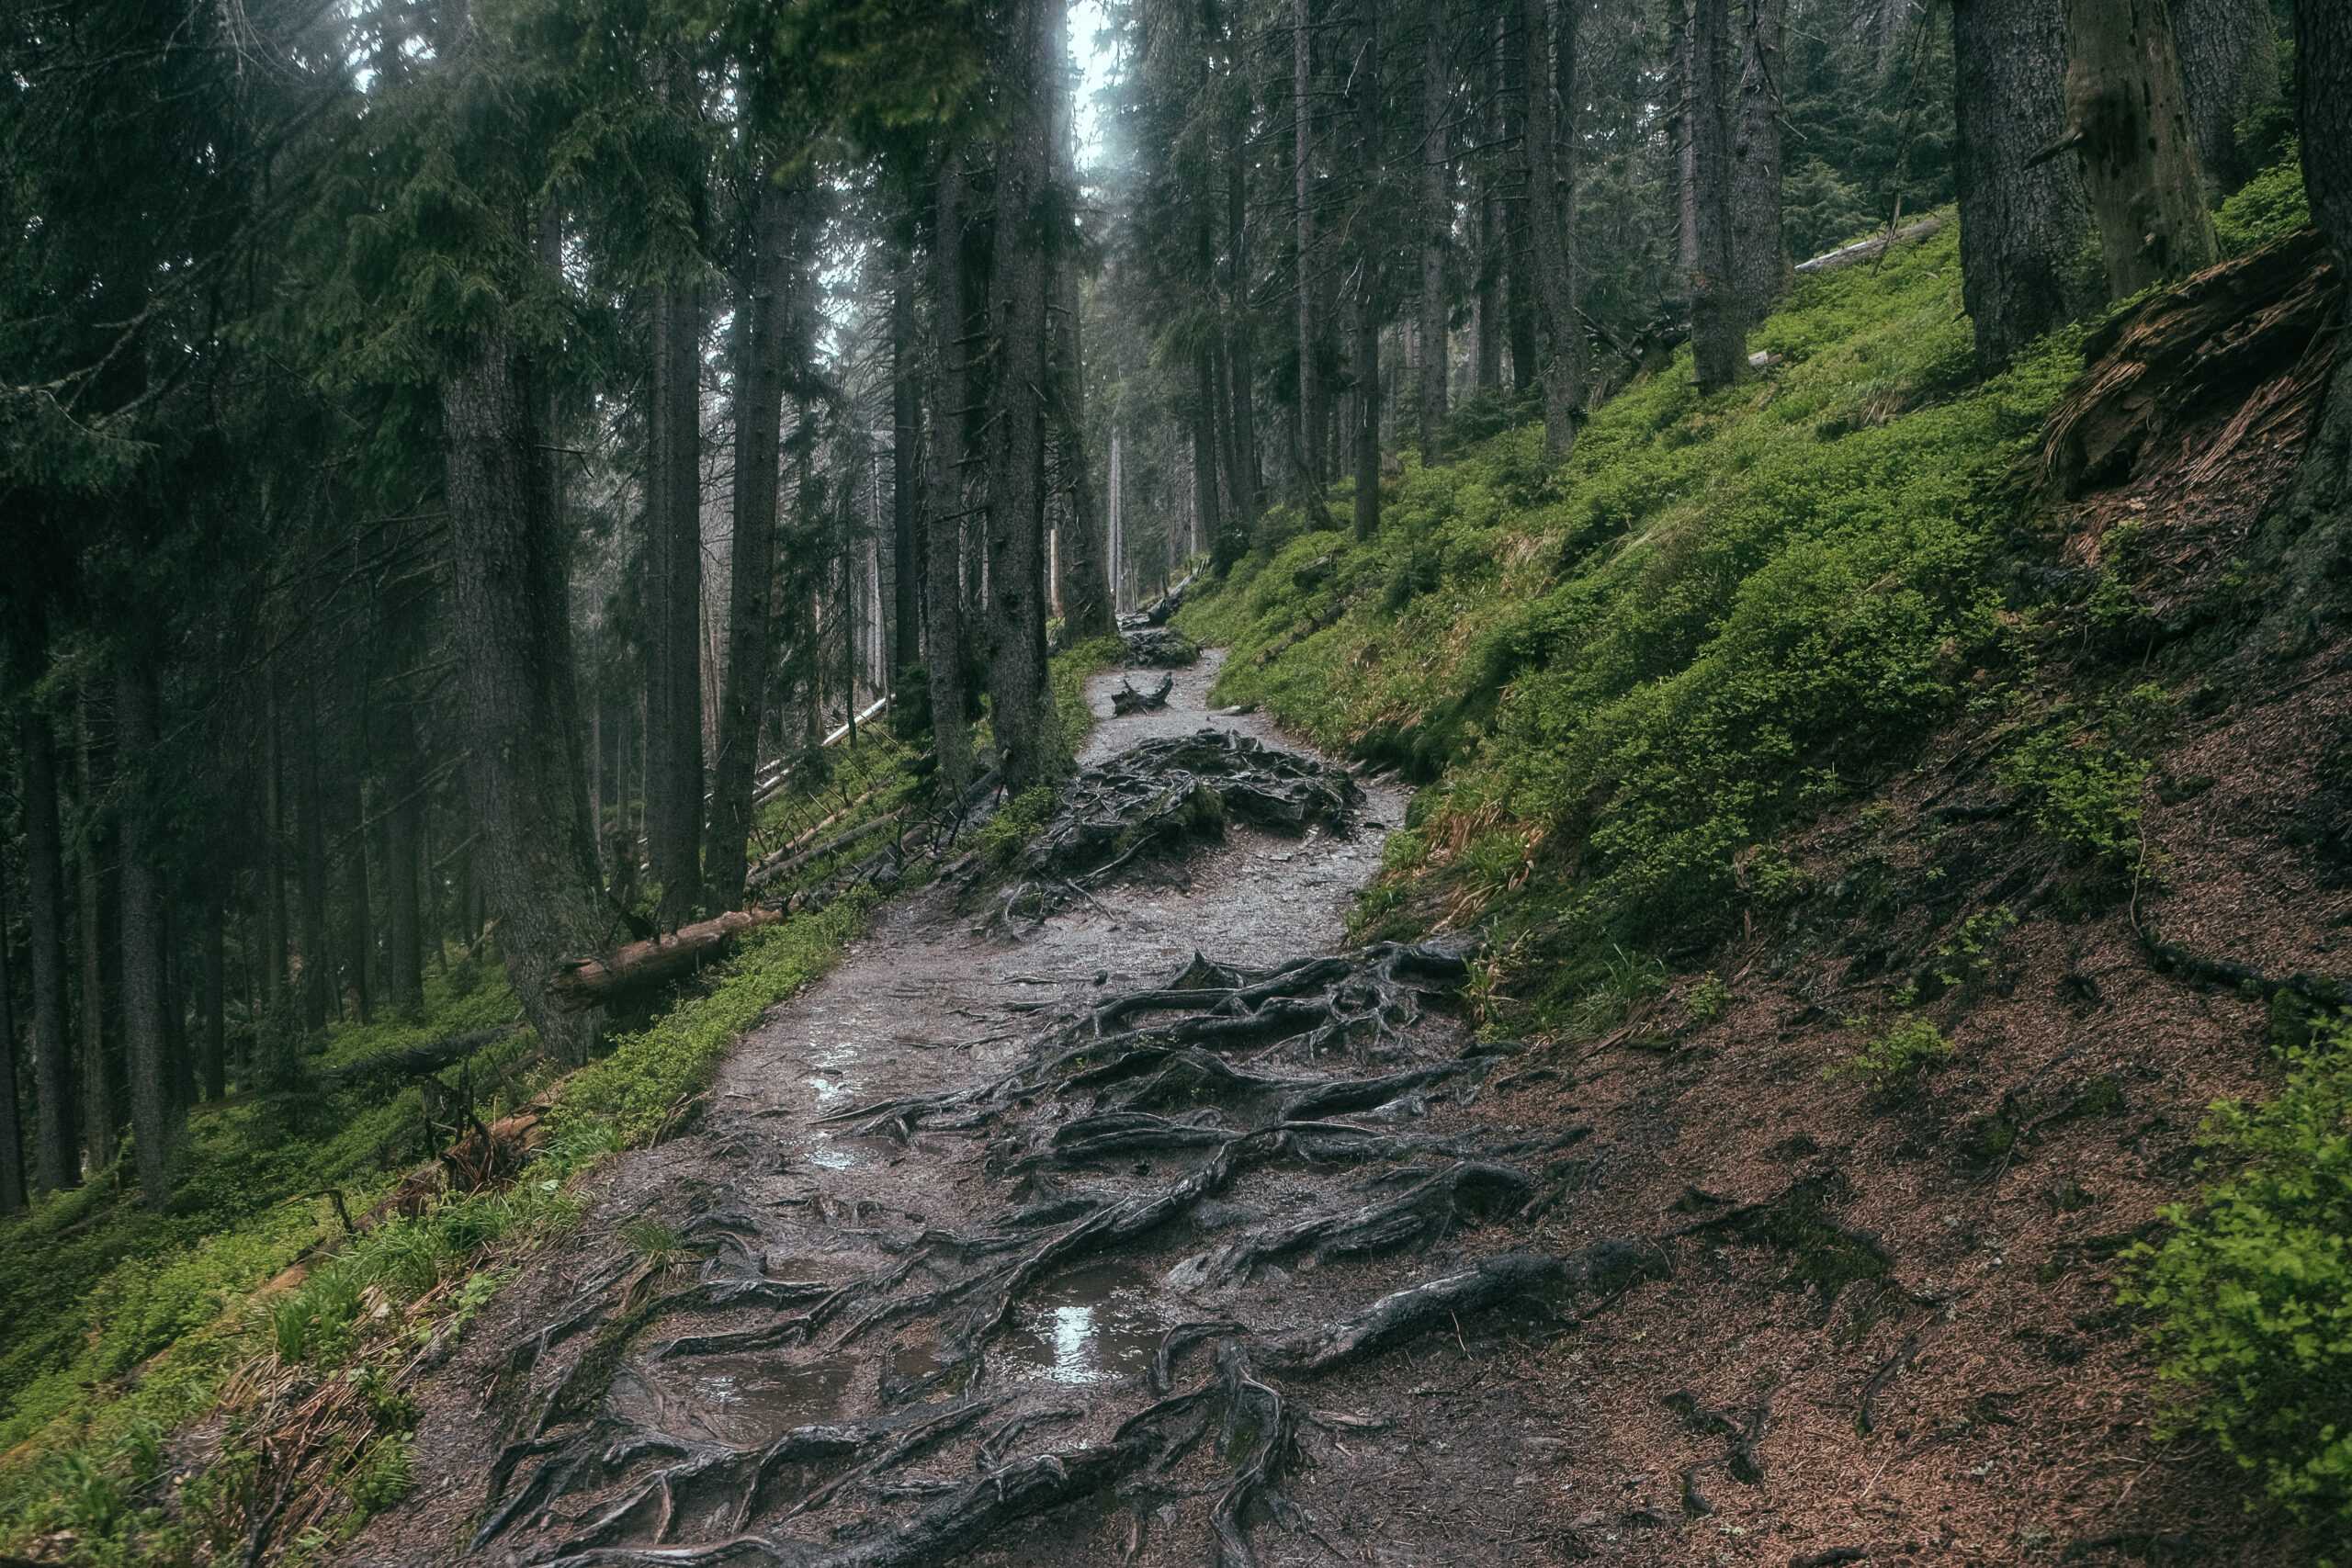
top-left (2039, 225), bottom-right (2339, 499)
top-left (549, 908), bottom-right (786, 1011)
top-left (1792, 215), bottom-right (1943, 276)
top-left (746, 807), bottom-right (905, 894)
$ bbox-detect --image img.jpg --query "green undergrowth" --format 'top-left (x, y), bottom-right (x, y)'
top-left (2212, 152), bottom-right (2310, 258)
top-left (1182, 212), bottom-right (2085, 1032)
top-left (0, 965), bottom-right (531, 1458)
top-left (2130, 1014), bottom-right (2352, 1545)
top-left (0, 645), bottom-right (1120, 1563)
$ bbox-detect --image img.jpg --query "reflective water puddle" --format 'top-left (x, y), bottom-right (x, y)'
top-left (1001, 1262), bottom-right (1169, 1386)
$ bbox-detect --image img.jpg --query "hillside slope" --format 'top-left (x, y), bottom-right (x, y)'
top-left (1178, 204), bottom-right (2348, 1560)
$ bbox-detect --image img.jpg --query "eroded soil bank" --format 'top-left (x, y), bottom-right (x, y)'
top-left (360, 652), bottom-right (1615, 1567)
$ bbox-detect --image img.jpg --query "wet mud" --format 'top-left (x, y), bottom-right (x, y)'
top-left (365, 651), bottom-right (1606, 1568)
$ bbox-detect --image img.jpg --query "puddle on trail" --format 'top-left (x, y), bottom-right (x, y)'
top-left (1001, 1262), bottom-right (1170, 1387)
top-left (609, 1353), bottom-right (855, 1447)
top-left (800, 1131), bottom-right (902, 1170)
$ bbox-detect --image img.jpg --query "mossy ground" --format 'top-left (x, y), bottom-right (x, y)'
top-left (0, 641), bottom-right (1118, 1562)
top-left (1183, 214), bottom-right (2084, 1033)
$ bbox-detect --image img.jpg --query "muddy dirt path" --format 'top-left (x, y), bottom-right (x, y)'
top-left (367, 651), bottom-right (1616, 1567)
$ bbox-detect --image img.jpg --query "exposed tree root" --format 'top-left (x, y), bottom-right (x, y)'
top-left (984, 732), bottom-right (1361, 937)
top-left (461, 914), bottom-right (1672, 1567)
top-left (1110, 672), bottom-right (1174, 714)
top-left (1263, 1245), bottom-right (1663, 1375)
top-left (1122, 626), bottom-right (1201, 667)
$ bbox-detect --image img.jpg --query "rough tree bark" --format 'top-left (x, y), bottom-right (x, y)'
top-left (1294, 0), bottom-right (1325, 497)
top-left (1418, 0), bottom-right (1449, 457)
top-left (2278, 0), bottom-right (2352, 537)
top-left (115, 651), bottom-right (174, 1208)
top-left (2065, 0), bottom-right (2216, 297)
top-left (0, 854), bottom-right (27, 1211)
top-left (648, 283), bottom-right (705, 929)
top-left (297, 682), bottom-right (330, 1031)
top-left (342, 762), bottom-right (374, 1026)
top-left (1355, 0), bottom-right (1385, 541)
top-left (1049, 94), bottom-right (1115, 644)
top-left (17, 705), bottom-right (76, 1190)
top-left (926, 156), bottom-right (976, 801)
top-left (1224, 93), bottom-right (1262, 527)
top-left (2296, 1), bottom-right (2350, 258)
top-left (77, 688), bottom-right (116, 1171)
top-left (262, 674), bottom-right (288, 1017)
top-left (1192, 346), bottom-right (1227, 568)
top-left (440, 324), bottom-right (611, 1066)
top-left (1729, 0), bottom-right (1787, 329)
top-left (1951, 0), bottom-right (2097, 371)
top-left (382, 705), bottom-right (425, 1021)
top-left (982, 0), bottom-right (1061, 792)
top-left (1502, 7), bottom-right (1540, 394)
top-left (2170, 0), bottom-right (2280, 199)
top-left (891, 249), bottom-right (923, 686)
top-left (1519, 0), bottom-right (1585, 461)
top-left (199, 882), bottom-right (226, 1100)
top-left (707, 176), bottom-right (792, 912)
top-left (1688, 0), bottom-right (1743, 390)
top-left (1669, 0), bottom-right (1700, 275)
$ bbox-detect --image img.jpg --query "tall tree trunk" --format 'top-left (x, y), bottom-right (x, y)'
top-left (1670, 0), bottom-right (1700, 275)
top-left (382, 706), bottom-right (425, 1021)
top-left (1356, 0), bottom-right (1385, 540)
top-left (199, 883), bottom-right (225, 1100)
top-left (0, 854), bottom-right (27, 1212)
top-left (1050, 266), bottom-right (1114, 640)
top-left (1729, 0), bottom-right (1787, 329)
top-left (344, 777), bottom-right (374, 1025)
top-left (2302, 2), bottom-right (2352, 261)
top-left (440, 325), bottom-right (611, 1066)
top-left (2275, 0), bottom-right (2352, 538)
top-left (296, 681), bottom-right (330, 1032)
top-left (648, 285), bottom-right (705, 928)
top-left (707, 177), bottom-right (791, 911)
top-left (1294, 0), bottom-right (1325, 495)
top-left (1473, 176), bottom-right (1502, 388)
top-left (114, 652), bottom-right (173, 1209)
top-left (1225, 107), bottom-right (1263, 525)
top-left (76, 688), bottom-right (116, 1173)
top-left (17, 706), bottom-right (75, 1190)
top-left (983, 0), bottom-right (1061, 791)
top-left (1193, 346), bottom-right (1228, 567)
top-left (1951, 0), bottom-right (2098, 371)
top-left (2065, 0), bottom-right (2216, 296)
top-left (891, 251), bottom-right (923, 686)
top-left (1502, 6), bottom-right (1541, 393)
top-left (1419, 0), bottom-right (1450, 457)
top-left (262, 676), bottom-right (287, 1016)
top-left (1050, 95), bottom-right (1114, 644)
top-left (1519, 0), bottom-right (1586, 461)
top-left (163, 901), bottom-right (190, 1118)
top-left (926, 156), bottom-right (976, 799)
top-left (2170, 0), bottom-right (2279, 198)
top-left (1688, 0), bottom-right (1743, 389)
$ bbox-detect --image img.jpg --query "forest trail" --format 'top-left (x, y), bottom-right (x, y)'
top-left (361, 652), bottom-right (1601, 1567)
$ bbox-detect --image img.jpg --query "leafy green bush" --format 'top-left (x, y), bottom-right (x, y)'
top-left (2213, 153), bottom-right (2311, 257)
top-left (1828, 1016), bottom-right (1953, 1094)
top-left (1997, 725), bottom-right (2149, 868)
top-left (2130, 1018), bottom-right (2352, 1533)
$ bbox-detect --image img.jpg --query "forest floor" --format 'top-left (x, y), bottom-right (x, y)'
top-left (360, 651), bottom-right (1606, 1567)
top-left (351, 643), bottom-right (2333, 1568)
